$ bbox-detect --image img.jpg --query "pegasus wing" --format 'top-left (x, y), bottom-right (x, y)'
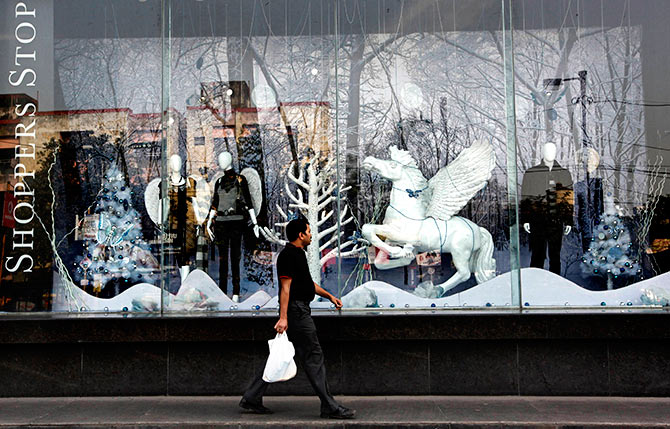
top-left (189, 174), bottom-right (211, 225)
top-left (426, 139), bottom-right (495, 221)
top-left (143, 178), bottom-right (161, 225)
top-left (240, 167), bottom-right (263, 214)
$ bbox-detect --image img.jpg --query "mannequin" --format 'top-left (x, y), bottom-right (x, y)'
top-left (160, 154), bottom-right (198, 282)
top-left (207, 152), bottom-right (259, 303)
top-left (520, 142), bottom-right (574, 274)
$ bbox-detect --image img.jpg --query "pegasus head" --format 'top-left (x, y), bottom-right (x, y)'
top-left (362, 146), bottom-right (425, 184)
top-left (362, 153), bottom-right (404, 181)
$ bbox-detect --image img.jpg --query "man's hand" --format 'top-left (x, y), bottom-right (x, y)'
top-left (330, 296), bottom-right (343, 309)
top-left (274, 317), bottom-right (288, 333)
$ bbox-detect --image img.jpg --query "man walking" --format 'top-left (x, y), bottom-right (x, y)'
top-left (240, 218), bottom-right (355, 419)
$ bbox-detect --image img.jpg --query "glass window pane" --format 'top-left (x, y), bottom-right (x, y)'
top-left (165, 0), bottom-right (338, 313)
top-left (0, 0), bottom-right (163, 313)
top-left (336, 0), bottom-right (514, 311)
top-left (513, 0), bottom-right (670, 309)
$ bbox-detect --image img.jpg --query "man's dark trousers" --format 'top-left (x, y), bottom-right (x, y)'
top-left (214, 220), bottom-right (243, 295)
top-left (242, 301), bottom-right (339, 413)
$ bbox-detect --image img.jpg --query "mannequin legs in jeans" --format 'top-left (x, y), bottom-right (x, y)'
top-left (214, 220), bottom-right (243, 296)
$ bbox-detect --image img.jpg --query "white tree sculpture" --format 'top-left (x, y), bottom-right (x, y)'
top-left (261, 158), bottom-right (366, 282)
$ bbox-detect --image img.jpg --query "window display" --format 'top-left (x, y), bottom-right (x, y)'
top-left (1, 0), bottom-right (669, 315)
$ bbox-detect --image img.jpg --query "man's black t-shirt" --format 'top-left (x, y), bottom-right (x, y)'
top-left (277, 243), bottom-right (315, 302)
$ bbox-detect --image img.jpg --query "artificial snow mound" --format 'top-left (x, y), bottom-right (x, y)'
top-left (52, 269), bottom-right (273, 312)
top-left (51, 267), bottom-right (670, 312)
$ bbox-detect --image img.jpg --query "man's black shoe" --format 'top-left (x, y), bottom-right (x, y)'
top-left (320, 406), bottom-right (356, 419)
top-left (239, 398), bottom-right (273, 414)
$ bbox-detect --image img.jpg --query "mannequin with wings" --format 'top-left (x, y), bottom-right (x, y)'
top-left (206, 152), bottom-right (262, 303)
top-left (144, 154), bottom-right (211, 282)
top-left (361, 139), bottom-right (497, 295)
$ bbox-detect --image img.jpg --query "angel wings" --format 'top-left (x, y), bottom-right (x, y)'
top-left (144, 169), bottom-right (263, 227)
top-left (425, 139), bottom-right (496, 221)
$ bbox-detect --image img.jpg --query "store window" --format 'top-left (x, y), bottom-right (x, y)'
top-left (1, 0), bottom-right (668, 315)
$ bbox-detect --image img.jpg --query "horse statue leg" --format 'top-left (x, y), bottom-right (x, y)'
top-left (433, 217), bottom-right (478, 295)
top-left (437, 250), bottom-right (473, 294)
top-left (361, 223), bottom-right (415, 270)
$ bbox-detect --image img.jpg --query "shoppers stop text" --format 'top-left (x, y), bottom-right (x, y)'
top-left (6, 2), bottom-right (38, 273)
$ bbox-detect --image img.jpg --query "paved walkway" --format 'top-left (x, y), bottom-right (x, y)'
top-left (2, 396), bottom-right (670, 428)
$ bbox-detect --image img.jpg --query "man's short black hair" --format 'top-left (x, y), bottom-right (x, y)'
top-left (286, 218), bottom-right (309, 242)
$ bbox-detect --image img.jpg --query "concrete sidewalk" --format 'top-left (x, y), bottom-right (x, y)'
top-left (1, 396), bottom-right (670, 428)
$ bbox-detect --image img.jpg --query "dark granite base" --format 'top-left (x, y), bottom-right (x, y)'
top-left (3, 314), bottom-right (670, 396)
top-left (518, 340), bottom-right (609, 395)
top-left (430, 340), bottom-right (518, 395)
top-left (82, 343), bottom-right (168, 396)
top-left (0, 344), bottom-right (81, 397)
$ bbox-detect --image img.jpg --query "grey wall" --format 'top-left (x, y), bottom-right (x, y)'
top-left (2, 313), bottom-right (670, 397)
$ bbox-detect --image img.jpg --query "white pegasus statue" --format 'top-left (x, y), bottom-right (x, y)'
top-left (361, 139), bottom-right (497, 295)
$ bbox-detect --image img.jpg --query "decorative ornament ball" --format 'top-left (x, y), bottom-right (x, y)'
top-left (620, 267), bottom-right (626, 273)
top-left (594, 269), bottom-right (599, 273)
top-left (430, 303), bottom-right (436, 307)
top-left (604, 225), bottom-right (609, 230)
top-left (122, 307), bottom-right (128, 312)
top-left (390, 303), bottom-right (395, 308)
top-left (601, 302), bottom-right (607, 306)
top-left (608, 246), bottom-right (623, 259)
top-left (121, 186), bottom-right (126, 191)
top-left (598, 232), bottom-right (606, 239)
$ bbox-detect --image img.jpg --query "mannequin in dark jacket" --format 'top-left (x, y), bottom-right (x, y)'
top-left (520, 142), bottom-right (574, 274)
top-left (206, 152), bottom-right (259, 302)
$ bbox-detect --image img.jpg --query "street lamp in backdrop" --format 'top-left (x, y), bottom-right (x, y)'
top-left (543, 70), bottom-right (598, 251)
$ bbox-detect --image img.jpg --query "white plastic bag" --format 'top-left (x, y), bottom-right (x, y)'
top-left (262, 332), bottom-right (297, 383)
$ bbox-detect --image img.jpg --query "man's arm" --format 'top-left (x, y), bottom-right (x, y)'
top-left (274, 277), bottom-right (291, 333)
top-left (314, 282), bottom-right (343, 309)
